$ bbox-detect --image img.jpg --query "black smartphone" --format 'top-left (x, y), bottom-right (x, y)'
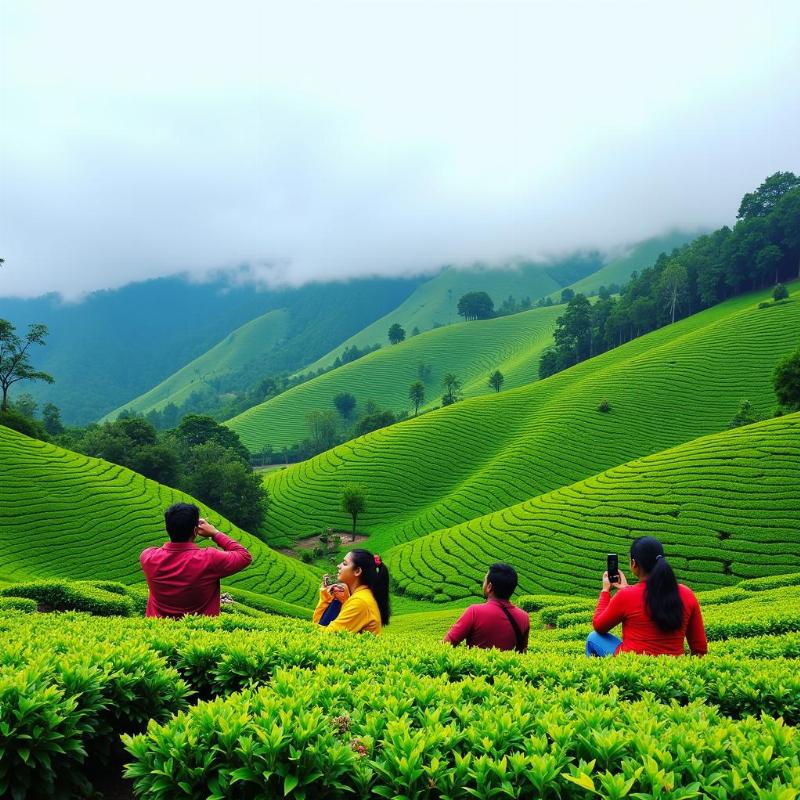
top-left (607, 554), bottom-right (619, 584)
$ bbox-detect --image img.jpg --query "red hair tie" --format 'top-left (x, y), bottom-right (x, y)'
top-left (374, 554), bottom-right (382, 566)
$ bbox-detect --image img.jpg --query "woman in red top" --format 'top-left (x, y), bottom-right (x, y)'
top-left (587, 536), bottom-right (707, 657)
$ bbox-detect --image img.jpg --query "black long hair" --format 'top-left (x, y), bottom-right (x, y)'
top-left (630, 536), bottom-right (684, 632)
top-left (350, 549), bottom-right (391, 626)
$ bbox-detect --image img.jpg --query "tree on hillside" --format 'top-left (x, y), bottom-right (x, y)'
top-left (488, 370), bottom-right (504, 393)
top-left (728, 400), bottom-right (763, 429)
top-left (333, 392), bottom-right (357, 419)
top-left (42, 403), bottom-right (64, 435)
top-left (306, 410), bottom-right (338, 452)
top-left (170, 414), bottom-right (250, 463)
top-left (553, 294), bottom-right (593, 364)
top-left (658, 262), bottom-right (688, 324)
top-left (442, 373), bottom-right (462, 406)
top-left (0, 321), bottom-right (54, 412)
top-left (388, 323), bottom-right (406, 344)
top-left (737, 172), bottom-right (800, 220)
top-left (773, 283), bottom-right (789, 301)
top-left (354, 408), bottom-right (396, 436)
top-left (341, 483), bottom-right (367, 541)
top-left (457, 291), bottom-right (494, 321)
top-left (409, 381), bottom-right (425, 416)
top-left (773, 347), bottom-right (800, 412)
top-left (12, 393), bottom-right (37, 419)
top-left (538, 348), bottom-right (558, 379)
top-left (185, 440), bottom-right (269, 531)
top-left (560, 288), bottom-right (575, 304)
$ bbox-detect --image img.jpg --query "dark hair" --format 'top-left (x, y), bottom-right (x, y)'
top-left (164, 503), bottom-right (200, 543)
top-left (487, 563), bottom-right (518, 600)
top-left (630, 536), bottom-right (683, 632)
top-left (350, 549), bottom-right (391, 626)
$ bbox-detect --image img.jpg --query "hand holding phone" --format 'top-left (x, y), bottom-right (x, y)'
top-left (607, 554), bottom-right (619, 584)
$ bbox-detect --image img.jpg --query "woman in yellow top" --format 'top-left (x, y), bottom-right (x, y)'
top-left (313, 549), bottom-right (391, 634)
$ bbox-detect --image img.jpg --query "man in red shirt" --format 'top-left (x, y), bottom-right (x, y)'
top-left (443, 563), bottom-right (530, 652)
top-left (140, 502), bottom-right (252, 618)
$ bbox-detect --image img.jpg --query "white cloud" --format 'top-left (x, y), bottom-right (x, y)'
top-left (1, 0), bottom-right (798, 298)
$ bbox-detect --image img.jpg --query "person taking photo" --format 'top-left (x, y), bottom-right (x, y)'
top-left (313, 549), bottom-right (390, 634)
top-left (587, 536), bottom-right (707, 657)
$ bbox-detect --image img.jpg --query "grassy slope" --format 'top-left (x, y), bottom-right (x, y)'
top-left (296, 264), bottom-right (562, 376)
top-left (104, 309), bottom-right (291, 419)
top-left (562, 231), bottom-right (701, 298)
top-left (387, 413), bottom-right (800, 600)
top-left (260, 285), bottom-right (800, 551)
top-left (0, 425), bottom-right (319, 607)
top-left (227, 304), bottom-right (562, 451)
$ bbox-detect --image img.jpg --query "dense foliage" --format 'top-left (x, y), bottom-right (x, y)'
top-left (0, 571), bottom-right (798, 798)
top-left (540, 174), bottom-right (800, 379)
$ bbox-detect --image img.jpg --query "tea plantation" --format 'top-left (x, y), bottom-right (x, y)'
top-left (387, 412), bottom-right (800, 600)
top-left (0, 425), bottom-right (319, 608)
top-left (105, 308), bottom-right (291, 419)
top-left (0, 568), bottom-right (799, 799)
top-left (259, 285), bottom-right (800, 549)
top-left (228, 304), bottom-right (562, 451)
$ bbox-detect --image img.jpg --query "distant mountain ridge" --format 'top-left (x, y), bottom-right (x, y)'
top-left (0, 273), bottom-right (422, 424)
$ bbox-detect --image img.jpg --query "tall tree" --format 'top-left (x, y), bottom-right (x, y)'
top-left (306, 410), bottom-right (338, 452)
top-left (442, 373), bottom-right (462, 405)
top-left (658, 263), bottom-right (688, 324)
top-left (409, 381), bottom-right (425, 416)
top-left (388, 323), bottom-right (406, 344)
top-left (42, 403), bottom-right (64, 435)
top-left (0, 321), bottom-right (54, 411)
top-left (341, 483), bottom-right (367, 541)
top-left (488, 370), bottom-right (504, 392)
top-left (457, 292), bottom-right (494, 321)
top-left (737, 171), bottom-right (800, 219)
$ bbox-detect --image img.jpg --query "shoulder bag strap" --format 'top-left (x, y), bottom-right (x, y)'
top-left (497, 603), bottom-right (525, 653)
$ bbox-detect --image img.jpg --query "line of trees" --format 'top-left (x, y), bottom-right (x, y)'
top-left (540, 173), bottom-right (800, 379)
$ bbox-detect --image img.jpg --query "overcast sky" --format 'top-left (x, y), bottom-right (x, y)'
top-left (1, 0), bottom-right (798, 299)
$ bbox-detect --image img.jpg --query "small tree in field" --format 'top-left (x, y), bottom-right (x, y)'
top-left (728, 400), bottom-right (762, 429)
top-left (442, 373), bottom-right (462, 405)
top-left (388, 323), bottom-right (406, 344)
top-left (488, 369), bottom-right (504, 392)
top-left (773, 283), bottom-right (789, 301)
top-left (333, 392), bottom-right (357, 419)
top-left (0, 321), bottom-right (54, 411)
top-left (341, 484), bottom-right (367, 541)
top-left (409, 381), bottom-right (425, 416)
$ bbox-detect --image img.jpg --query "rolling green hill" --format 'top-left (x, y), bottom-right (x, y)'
top-left (294, 262), bottom-right (568, 376)
top-left (0, 425), bottom-right (319, 606)
top-left (227, 304), bottom-right (563, 451)
top-left (387, 412), bottom-right (800, 600)
top-left (259, 284), bottom-right (800, 551)
top-left (560, 230), bottom-right (701, 298)
top-left (103, 309), bottom-right (291, 419)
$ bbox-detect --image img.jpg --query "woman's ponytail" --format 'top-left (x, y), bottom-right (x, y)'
top-left (350, 549), bottom-right (391, 626)
top-left (630, 536), bottom-right (683, 632)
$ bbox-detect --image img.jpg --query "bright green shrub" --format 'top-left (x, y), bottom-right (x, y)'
top-left (0, 596), bottom-right (36, 613)
top-left (124, 666), bottom-right (800, 800)
top-left (0, 579), bottom-right (135, 616)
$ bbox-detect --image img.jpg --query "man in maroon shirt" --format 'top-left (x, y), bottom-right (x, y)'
top-left (140, 502), bottom-right (252, 618)
top-left (443, 563), bottom-right (530, 652)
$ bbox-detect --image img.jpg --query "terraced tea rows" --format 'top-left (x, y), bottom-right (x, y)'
top-left (387, 413), bottom-right (800, 599)
top-left (295, 262), bottom-right (563, 376)
top-left (260, 285), bottom-right (800, 550)
top-left (106, 308), bottom-right (290, 418)
top-left (0, 425), bottom-right (319, 606)
top-left (228, 305), bottom-right (562, 451)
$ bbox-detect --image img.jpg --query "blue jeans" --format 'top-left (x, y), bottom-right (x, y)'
top-left (586, 630), bottom-right (622, 657)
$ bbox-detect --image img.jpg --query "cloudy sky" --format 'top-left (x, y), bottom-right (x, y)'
top-left (1, 0), bottom-right (798, 299)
